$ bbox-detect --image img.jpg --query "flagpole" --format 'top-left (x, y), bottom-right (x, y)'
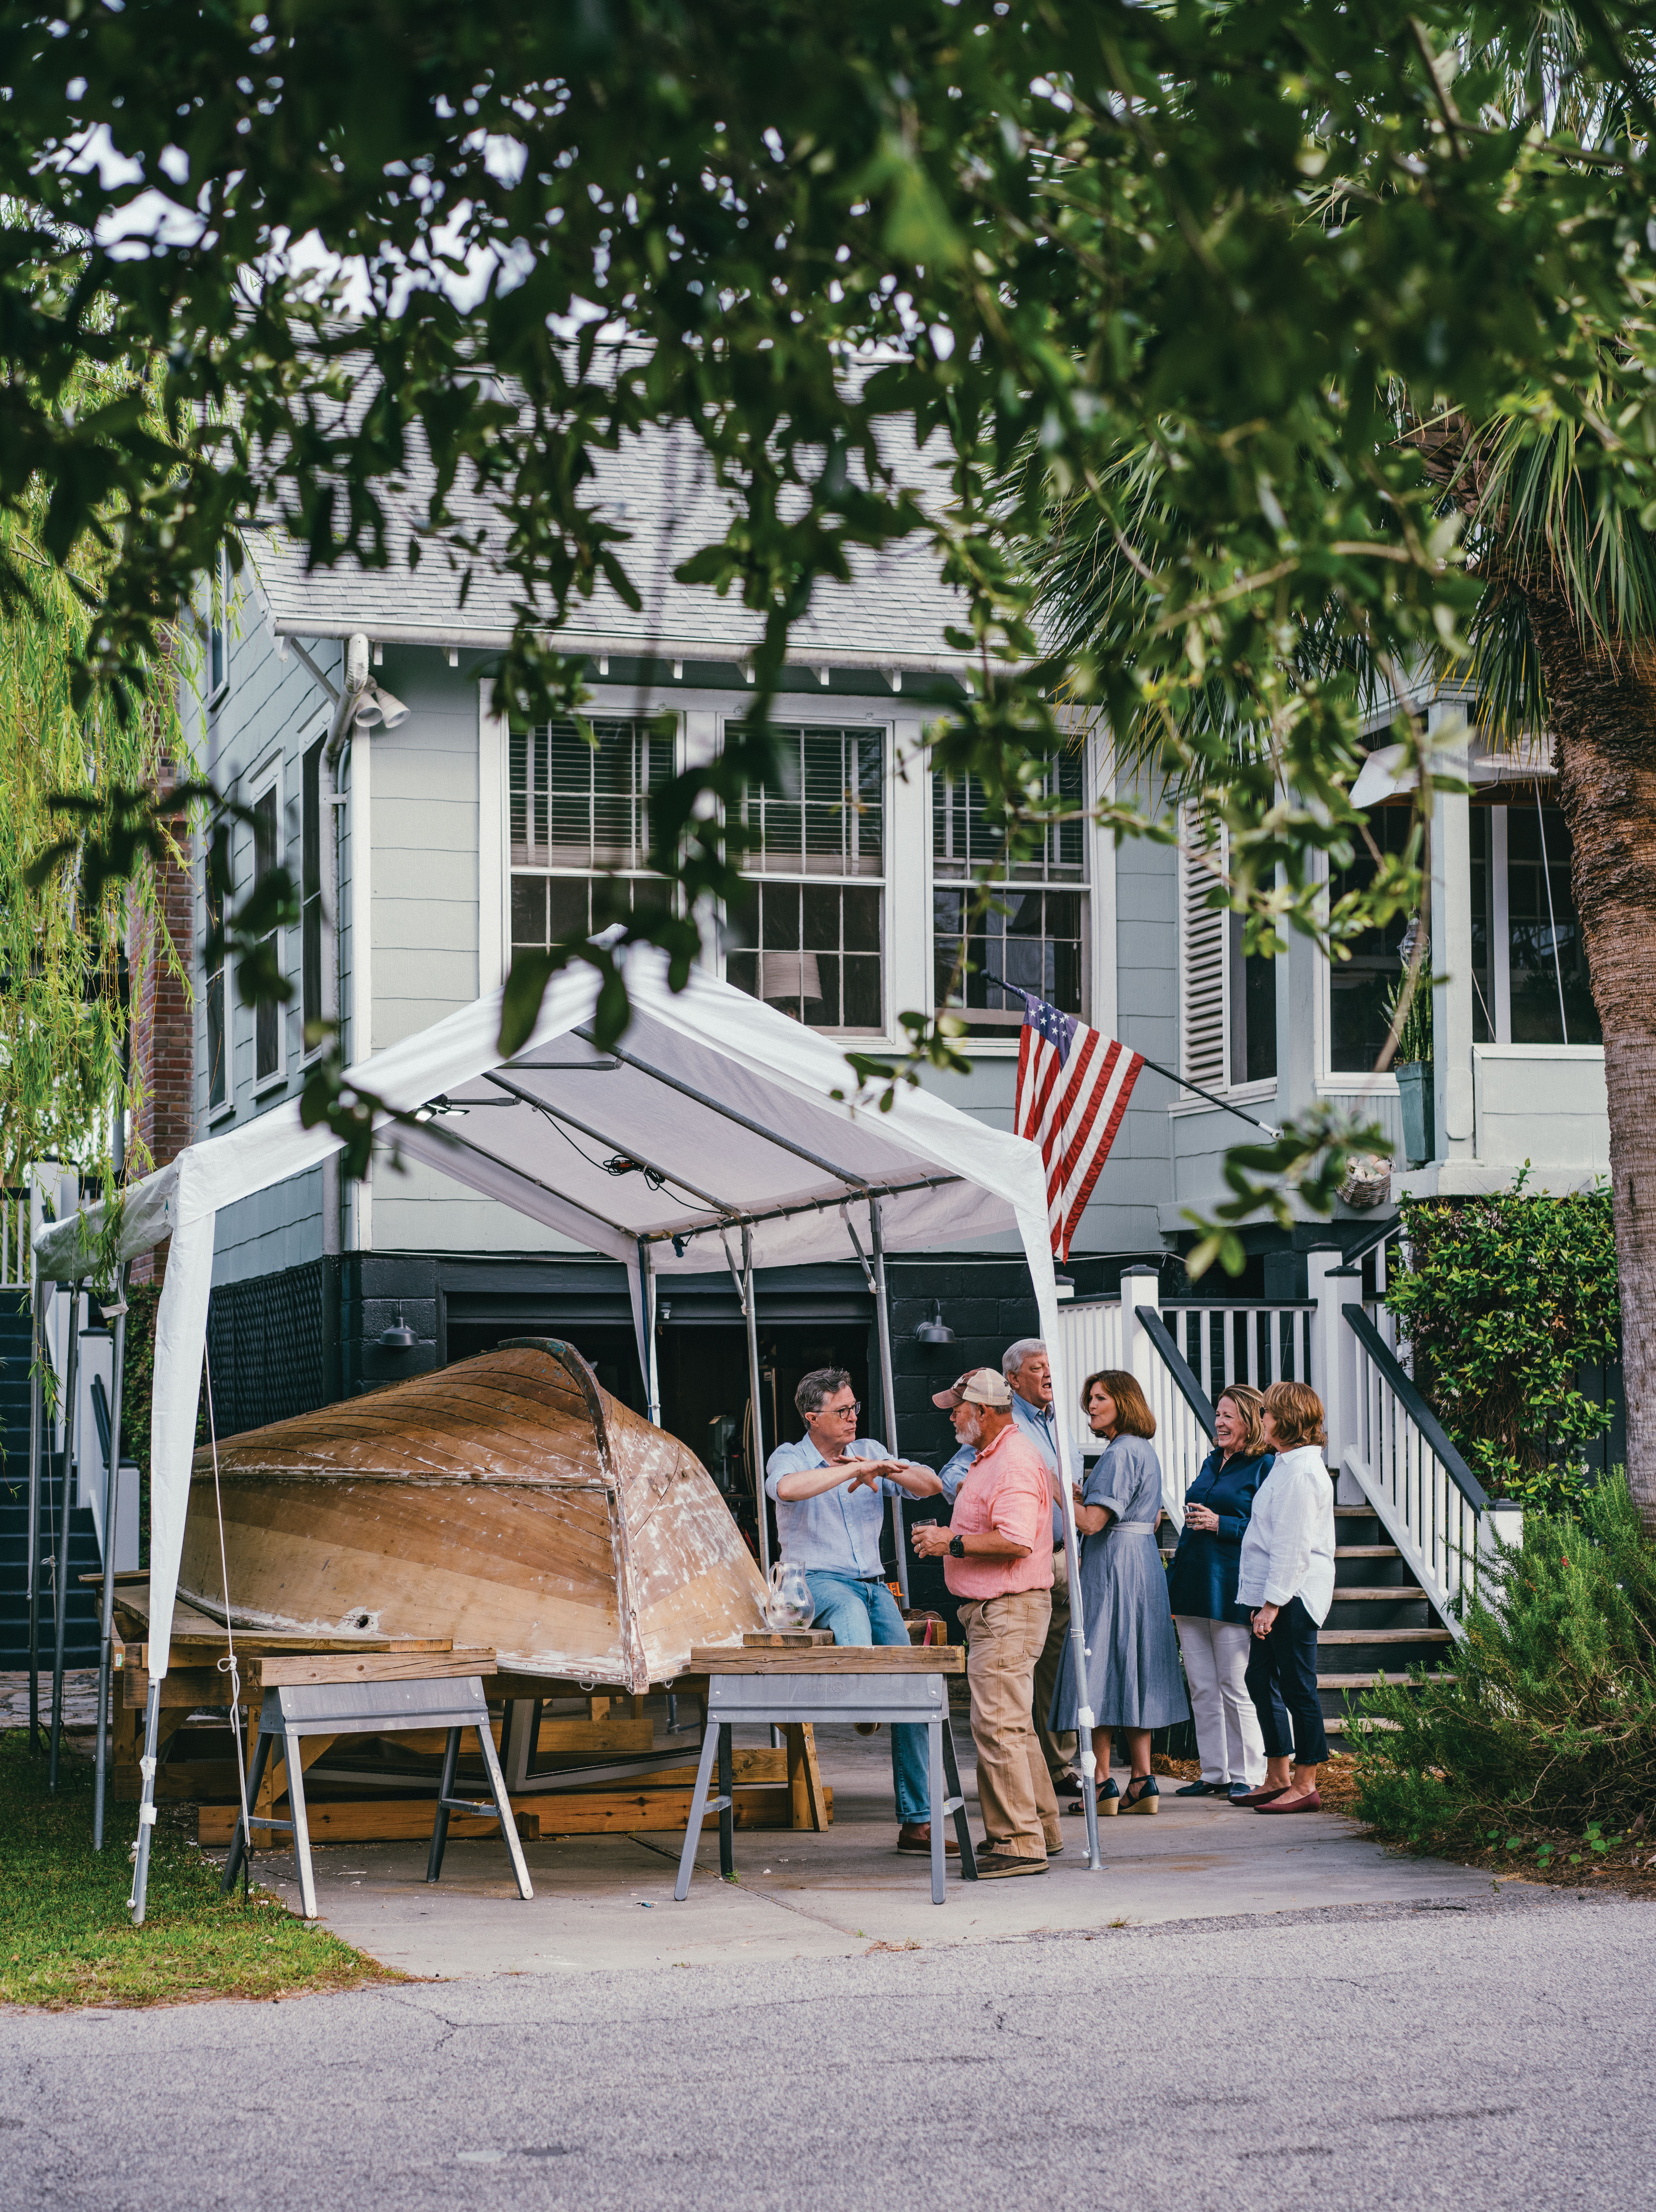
top-left (982, 972), bottom-right (1281, 1139)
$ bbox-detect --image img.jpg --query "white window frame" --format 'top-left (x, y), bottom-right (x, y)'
top-left (506, 710), bottom-right (684, 954)
top-left (247, 751), bottom-right (288, 1097)
top-left (715, 712), bottom-right (892, 1041)
top-left (925, 743), bottom-right (1091, 1052)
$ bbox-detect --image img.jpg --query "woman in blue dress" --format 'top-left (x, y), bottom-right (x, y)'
top-left (1053, 1368), bottom-right (1188, 1815)
top-left (1165, 1383), bottom-right (1272, 1802)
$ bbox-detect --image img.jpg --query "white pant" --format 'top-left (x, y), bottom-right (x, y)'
top-left (1174, 1616), bottom-right (1266, 1786)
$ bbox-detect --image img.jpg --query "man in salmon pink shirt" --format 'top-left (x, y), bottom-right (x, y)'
top-left (912, 1368), bottom-right (1061, 1877)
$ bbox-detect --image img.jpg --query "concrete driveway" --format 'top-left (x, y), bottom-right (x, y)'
top-left (250, 1724), bottom-right (1515, 1979)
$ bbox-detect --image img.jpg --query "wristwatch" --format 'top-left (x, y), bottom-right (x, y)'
top-left (948, 1535), bottom-right (966, 1559)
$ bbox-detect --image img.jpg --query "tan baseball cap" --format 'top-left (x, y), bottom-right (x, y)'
top-left (932, 1367), bottom-right (1012, 1411)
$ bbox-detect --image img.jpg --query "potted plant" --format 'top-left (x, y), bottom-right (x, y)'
top-left (1388, 949), bottom-right (1434, 1169)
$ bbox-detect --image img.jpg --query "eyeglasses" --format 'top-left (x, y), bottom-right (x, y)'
top-left (822, 1401), bottom-right (861, 1418)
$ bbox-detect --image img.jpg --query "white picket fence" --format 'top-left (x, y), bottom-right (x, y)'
top-left (1056, 1255), bottom-right (1518, 1632)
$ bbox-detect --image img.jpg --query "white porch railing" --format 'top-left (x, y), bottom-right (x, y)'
top-left (1163, 1301), bottom-right (1316, 1402)
top-left (1057, 1258), bottom-right (1522, 1630)
top-left (1339, 1302), bottom-right (1518, 1635)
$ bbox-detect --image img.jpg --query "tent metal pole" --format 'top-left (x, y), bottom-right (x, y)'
top-left (573, 1031), bottom-right (873, 1191)
top-left (1045, 1309), bottom-right (1102, 1873)
top-left (93, 1261), bottom-right (129, 1850)
top-left (129, 1679), bottom-right (162, 1924)
top-left (25, 1283), bottom-right (47, 1753)
top-left (483, 1070), bottom-right (742, 1217)
top-left (639, 1238), bottom-right (662, 1425)
top-left (868, 1196), bottom-right (909, 1607)
top-left (49, 1278), bottom-right (83, 1791)
top-left (643, 1170), bottom-right (962, 1251)
top-left (742, 1225), bottom-right (771, 1584)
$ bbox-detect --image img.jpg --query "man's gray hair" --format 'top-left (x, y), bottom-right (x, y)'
top-left (796, 1367), bottom-right (855, 1420)
top-left (1002, 1338), bottom-right (1047, 1379)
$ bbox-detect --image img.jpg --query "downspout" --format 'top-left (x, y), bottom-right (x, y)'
top-left (324, 637), bottom-right (372, 1259)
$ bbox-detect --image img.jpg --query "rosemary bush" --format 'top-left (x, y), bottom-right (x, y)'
top-left (1352, 1473), bottom-right (1656, 1847)
top-left (1385, 1180), bottom-right (1619, 1511)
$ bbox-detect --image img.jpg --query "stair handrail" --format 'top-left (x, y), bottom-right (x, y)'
top-left (1137, 1307), bottom-right (1217, 1441)
top-left (1343, 1303), bottom-right (1489, 1514)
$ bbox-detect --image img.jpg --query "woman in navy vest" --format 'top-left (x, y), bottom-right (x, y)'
top-left (1166, 1383), bottom-right (1272, 1803)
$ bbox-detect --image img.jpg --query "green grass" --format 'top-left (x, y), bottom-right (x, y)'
top-left (0, 1732), bottom-right (398, 2009)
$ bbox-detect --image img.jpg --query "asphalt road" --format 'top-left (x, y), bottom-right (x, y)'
top-left (3, 1891), bottom-right (1652, 2212)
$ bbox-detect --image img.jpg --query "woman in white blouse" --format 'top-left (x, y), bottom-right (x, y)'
top-left (1234, 1380), bottom-right (1336, 1815)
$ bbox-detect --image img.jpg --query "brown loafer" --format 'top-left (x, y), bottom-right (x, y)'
top-left (1230, 1784), bottom-right (1288, 1808)
top-left (897, 1822), bottom-right (959, 1855)
top-left (974, 1849), bottom-right (1048, 1878)
top-left (1254, 1789), bottom-right (1322, 1814)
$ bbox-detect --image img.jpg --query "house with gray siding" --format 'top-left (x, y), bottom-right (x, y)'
top-left (168, 430), bottom-right (1610, 1472)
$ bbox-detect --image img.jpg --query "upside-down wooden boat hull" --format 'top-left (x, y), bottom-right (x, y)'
top-left (177, 1339), bottom-right (768, 1688)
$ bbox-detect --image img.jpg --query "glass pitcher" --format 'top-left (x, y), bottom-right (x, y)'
top-left (766, 1559), bottom-right (816, 1631)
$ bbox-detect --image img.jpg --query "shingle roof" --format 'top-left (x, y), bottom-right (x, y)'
top-left (249, 412), bottom-right (977, 675)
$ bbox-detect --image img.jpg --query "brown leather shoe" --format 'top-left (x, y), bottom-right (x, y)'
top-left (975, 1848), bottom-right (1048, 1878)
top-left (897, 1822), bottom-right (959, 1855)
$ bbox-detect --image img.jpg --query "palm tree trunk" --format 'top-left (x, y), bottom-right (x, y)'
top-left (1522, 587), bottom-right (1656, 1531)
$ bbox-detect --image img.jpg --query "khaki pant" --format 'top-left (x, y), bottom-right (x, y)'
top-left (957, 1589), bottom-right (1061, 1860)
top-left (1032, 1551), bottom-right (1079, 1779)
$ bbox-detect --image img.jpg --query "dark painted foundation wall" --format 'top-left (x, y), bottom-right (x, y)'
top-left (205, 1227), bottom-right (1391, 1447)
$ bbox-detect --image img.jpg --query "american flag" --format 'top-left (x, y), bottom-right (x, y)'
top-left (1011, 990), bottom-right (1144, 1260)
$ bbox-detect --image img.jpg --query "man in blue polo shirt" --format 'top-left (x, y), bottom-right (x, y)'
top-left (937, 1339), bottom-right (1087, 1796)
top-left (765, 1367), bottom-right (946, 1855)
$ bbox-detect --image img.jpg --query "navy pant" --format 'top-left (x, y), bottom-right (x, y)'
top-left (1243, 1595), bottom-right (1329, 1765)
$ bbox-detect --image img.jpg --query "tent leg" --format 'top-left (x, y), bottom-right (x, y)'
top-left (639, 1238), bottom-right (662, 1425)
top-left (49, 1279), bottom-right (82, 1793)
top-left (129, 1679), bottom-right (161, 1924)
top-left (94, 1265), bottom-right (129, 1851)
top-left (25, 1287), bottom-right (46, 1754)
top-left (742, 1225), bottom-right (770, 1583)
top-left (868, 1197), bottom-right (909, 1606)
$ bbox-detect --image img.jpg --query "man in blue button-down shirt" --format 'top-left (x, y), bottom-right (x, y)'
top-left (765, 1368), bottom-right (945, 1854)
top-left (937, 1340), bottom-right (1087, 1794)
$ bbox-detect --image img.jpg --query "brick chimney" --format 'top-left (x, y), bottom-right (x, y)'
top-left (127, 759), bottom-right (195, 1286)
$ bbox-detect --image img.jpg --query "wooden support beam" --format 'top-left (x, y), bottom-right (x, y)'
top-left (196, 1781), bottom-right (828, 1848)
top-left (784, 1723), bottom-right (829, 1832)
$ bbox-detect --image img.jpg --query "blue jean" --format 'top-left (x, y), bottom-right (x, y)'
top-left (803, 1570), bottom-right (930, 1824)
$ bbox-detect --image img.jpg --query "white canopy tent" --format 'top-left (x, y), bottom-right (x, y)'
top-left (35, 945), bottom-right (1102, 1914)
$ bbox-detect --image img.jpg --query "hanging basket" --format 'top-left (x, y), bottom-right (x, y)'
top-left (1338, 1153), bottom-right (1392, 1211)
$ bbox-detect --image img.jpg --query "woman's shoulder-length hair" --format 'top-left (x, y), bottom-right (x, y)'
top-left (1215, 1382), bottom-right (1267, 1458)
top-left (1262, 1378), bottom-right (1327, 1452)
top-left (1080, 1368), bottom-right (1156, 1440)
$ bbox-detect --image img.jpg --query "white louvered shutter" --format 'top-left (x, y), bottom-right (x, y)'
top-left (1179, 805), bottom-right (1229, 1094)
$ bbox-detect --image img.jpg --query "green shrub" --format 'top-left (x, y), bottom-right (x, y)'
top-left (1385, 1178), bottom-right (1618, 1509)
top-left (1351, 1472), bottom-right (1656, 1846)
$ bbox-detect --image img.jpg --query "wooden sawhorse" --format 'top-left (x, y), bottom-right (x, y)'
top-left (221, 1675), bottom-right (533, 1918)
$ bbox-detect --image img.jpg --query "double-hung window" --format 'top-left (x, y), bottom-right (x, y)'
top-left (932, 752), bottom-right (1086, 1032)
top-left (509, 716), bottom-right (675, 957)
top-left (724, 724), bottom-right (885, 1032)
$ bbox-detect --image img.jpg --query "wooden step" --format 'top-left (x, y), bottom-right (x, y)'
top-left (1329, 1586), bottom-right (1433, 1603)
top-left (1335, 1545), bottom-right (1400, 1559)
top-left (1318, 1628), bottom-right (1453, 1645)
top-left (1317, 1671), bottom-right (1455, 1688)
